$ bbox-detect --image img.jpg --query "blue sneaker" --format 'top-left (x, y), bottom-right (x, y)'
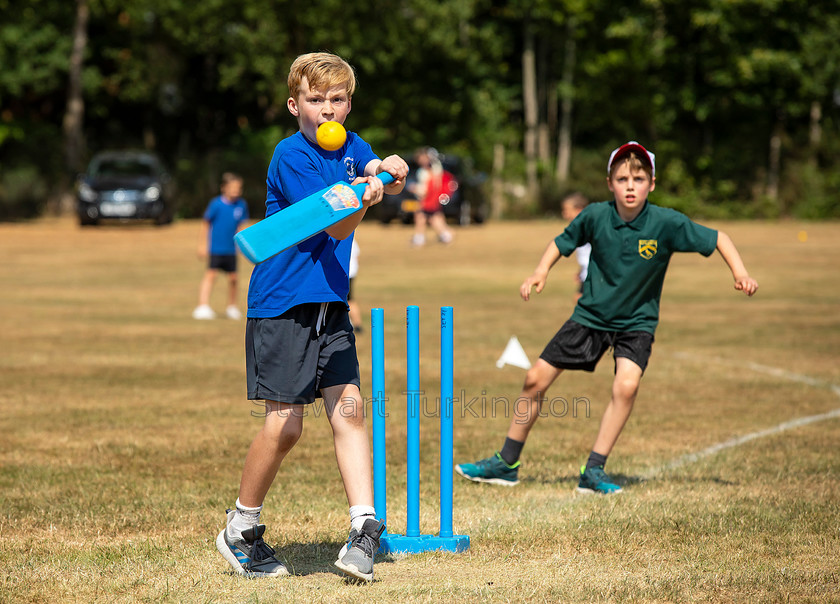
top-left (576, 465), bottom-right (622, 494)
top-left (216, 509), bottom-right (289, 577)
top-left (455, 452), bottom-right (520, 486)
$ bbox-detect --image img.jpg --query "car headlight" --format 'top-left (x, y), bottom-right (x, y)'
top-left (144, 186), bottom-right (161, 201)
top-left (79, 183), bottom-right (97, 202)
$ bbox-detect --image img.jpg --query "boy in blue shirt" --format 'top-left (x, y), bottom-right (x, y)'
top-left (456, 142), bottom-right (758, 494)
top-left (215, 52), bottom-right (408, 582)
top-left (193, 172), bottom-right (249, 320)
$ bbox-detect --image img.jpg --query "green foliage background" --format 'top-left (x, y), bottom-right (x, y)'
top-left (1, 0), bottom-right (839, 219)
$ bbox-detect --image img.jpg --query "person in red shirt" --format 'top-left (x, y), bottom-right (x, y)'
top-left (410, 147), bottom-right (454, 247)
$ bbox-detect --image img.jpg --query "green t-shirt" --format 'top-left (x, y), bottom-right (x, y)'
top-left (554, 200), bottom-right (718, 334)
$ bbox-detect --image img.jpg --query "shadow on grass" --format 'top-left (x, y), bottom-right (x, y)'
top-left (243, 540), bottom-right (399, 578)
top-left (522, 472), bottom-right (738, 491)
top-left (520, 473), bottom-right (659, 488)
top-left (647, 474), bottom-right (739, 486)
top-left (520, 474), bottom-right (578, 487)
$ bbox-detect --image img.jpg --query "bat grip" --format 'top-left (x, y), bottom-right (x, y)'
top-left (376, 172), bottom-right (395, 186)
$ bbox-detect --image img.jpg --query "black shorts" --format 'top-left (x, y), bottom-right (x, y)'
top-left (539, 319), bottom-right (654, 373)
top-left (209, 254), bottom-right (237, 273)
top-left (245, 302), bottom-right (360, 404)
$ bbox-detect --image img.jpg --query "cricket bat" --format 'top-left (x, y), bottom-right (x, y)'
top-left (235, 172), bottom-right (394, 264)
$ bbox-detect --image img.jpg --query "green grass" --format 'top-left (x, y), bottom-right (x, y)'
top-left (1, 217), bottom-right (838, 602)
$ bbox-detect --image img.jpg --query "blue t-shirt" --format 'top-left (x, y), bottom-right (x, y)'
top-left (204, 196), bottom-right (249, 255)
top-left (247, 131), bottom-right (378, 318)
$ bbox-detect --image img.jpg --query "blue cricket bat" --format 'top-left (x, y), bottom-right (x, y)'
top-left (235, 172), bottom-right (394, 264)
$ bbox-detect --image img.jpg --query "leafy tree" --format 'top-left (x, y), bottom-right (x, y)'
top-left (0, 0), bottom-right (76, 215)
top-left (1, 0), bottom-right (839, 219)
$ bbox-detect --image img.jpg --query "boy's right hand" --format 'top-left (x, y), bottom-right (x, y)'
top-left (351, 175), bottom-right (385, 208)
top-left (734, 275), bottom-right (759, 296)
top-left (520, 272), bottom-right (548, 301)
top-left (521, 242), bottom-right (562, 300)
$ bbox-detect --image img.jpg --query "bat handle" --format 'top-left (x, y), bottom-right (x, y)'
top-left (376, 172), bottom-right (395, 186)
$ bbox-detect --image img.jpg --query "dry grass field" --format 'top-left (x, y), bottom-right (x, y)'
top-left (1, 215), bottom-right (838, 602)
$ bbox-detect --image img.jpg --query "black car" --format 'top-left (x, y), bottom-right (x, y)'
top-left (373, 154), bottom-right (487, 226)
top-left (76, 151), bottom-right (175, 226)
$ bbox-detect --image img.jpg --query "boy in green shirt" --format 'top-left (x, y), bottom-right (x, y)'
top-left (456, 141), bottom-right (758, 494)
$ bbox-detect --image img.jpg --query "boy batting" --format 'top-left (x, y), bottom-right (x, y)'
top-left (215, 52), bottom-right (408, 582)
top-left (456, 141), bottom-right (758, 494)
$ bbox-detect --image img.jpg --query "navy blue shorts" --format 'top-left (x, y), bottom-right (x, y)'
top-left (539, 319), bottom-right (654, 373)
top-left (209, 254), bottom-right (237, 273)
top-left (245, 302), bottom-right (360, 404)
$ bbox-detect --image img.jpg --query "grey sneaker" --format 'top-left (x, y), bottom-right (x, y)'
top-left (334, 518), bottom-right (385, 582)
top-left (215, 509), bottom-right (289, 577)
top-left (455, 452), bottom-right (520, 486)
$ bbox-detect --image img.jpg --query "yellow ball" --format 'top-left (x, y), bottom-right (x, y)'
top-left (316, 122), bottom-right (347, 151)
top-left (797, 230), bottom-right (808, 243)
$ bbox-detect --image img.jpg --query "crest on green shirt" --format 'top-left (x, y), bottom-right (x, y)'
top-left (638, 239), bottom-right (658, 259)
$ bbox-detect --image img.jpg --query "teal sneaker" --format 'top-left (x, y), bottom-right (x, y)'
top-left (455, 452), bottom-right (520, 486)
top-left (576, 465), bottom-right (622, 494)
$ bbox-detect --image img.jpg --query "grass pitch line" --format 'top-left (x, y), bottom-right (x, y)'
top-left (649, 407), bottom-right (840, 478)
top-left (644, 353), bottom-right (840, 478)
top-left (741, 360), bottom-right (837, 391)
top-left (671, 352), bottom-right (838, 391)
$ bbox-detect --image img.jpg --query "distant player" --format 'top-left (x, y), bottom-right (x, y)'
top-left (410, 147), bottom-right (454, 247)
top-left (347, 237), bottom-right (363, 332)
top-left (560, 192), bottom-right (591, 302)
top-left (456, 141), bottom-right (758, 494)
top-left (193, 172), bottom-right (249, 320)
top-left (214, 52), bottom-right (408, 581)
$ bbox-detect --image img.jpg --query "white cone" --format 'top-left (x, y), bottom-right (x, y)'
top-left (496, 336), bottom-right (531, 370)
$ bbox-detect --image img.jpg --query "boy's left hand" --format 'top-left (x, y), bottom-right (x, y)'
top-left (377, 154), bottom-right (409, 192)
top-left (734, 276), bottom-right (759, 296)
top-left (352, 155), bottom-right (409, 208)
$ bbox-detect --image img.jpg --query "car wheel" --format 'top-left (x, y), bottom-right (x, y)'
top-left (78, 212), bottom-right (99, 226)
top-left (154, 209), bottom-right (174, 226)
top-left (472, 205), bottom-right (487, 225)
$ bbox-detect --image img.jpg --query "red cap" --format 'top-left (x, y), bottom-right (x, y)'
top-left (608, 141), bottom-right (655, 177)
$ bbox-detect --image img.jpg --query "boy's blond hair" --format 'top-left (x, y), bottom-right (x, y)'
top-left (609, 153), bottom-right (653, 181)
top-left (288, 52), bottom-right (356, 100)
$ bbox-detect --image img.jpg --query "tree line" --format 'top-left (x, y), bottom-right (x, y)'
top-left (1, 0), bottom-right (838, 220)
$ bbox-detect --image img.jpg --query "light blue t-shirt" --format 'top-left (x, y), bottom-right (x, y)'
top-left (204, 196), bottom-right (249, 255)
top-left (247, 131), bottom-right (378, 318)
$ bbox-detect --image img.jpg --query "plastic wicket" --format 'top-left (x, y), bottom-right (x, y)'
top-left (371, 305), bottom-right (470, 554)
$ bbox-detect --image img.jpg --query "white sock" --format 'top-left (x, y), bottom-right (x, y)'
top-left (349, 505), bottom-right (376, 532)
top-left (228, 498), bottom-right (262, 540)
